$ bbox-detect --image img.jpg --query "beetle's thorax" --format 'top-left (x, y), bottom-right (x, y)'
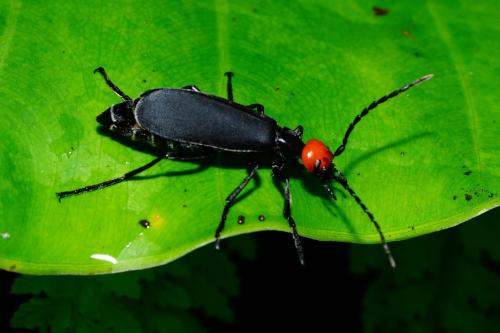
top-left (96, 100), bottom-right (154, 143)
top-left (274, 126), bottom-right (305, 159)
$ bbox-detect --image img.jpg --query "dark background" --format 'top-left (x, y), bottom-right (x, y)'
top-left (1, 207), bottom-right (499, 332)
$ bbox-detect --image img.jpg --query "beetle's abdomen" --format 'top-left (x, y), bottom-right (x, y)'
top-left (134, 89), bottom-right (277, 152)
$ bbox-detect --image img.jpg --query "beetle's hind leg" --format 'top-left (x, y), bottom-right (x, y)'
top-left (56, 150), bottom-right (214, 201)
top-left (56, 156), bottom-right (164, 201)
top-left (214, 162), bottom-right (259, 250)
top-left (93, 67), bottom-right (132, 101)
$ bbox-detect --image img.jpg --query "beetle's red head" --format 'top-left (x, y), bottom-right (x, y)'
top-left (301, 139), bottom-right (334, 178)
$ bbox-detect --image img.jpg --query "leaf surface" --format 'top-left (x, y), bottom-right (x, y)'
top-left (0, 0), bottom-right (498, 274)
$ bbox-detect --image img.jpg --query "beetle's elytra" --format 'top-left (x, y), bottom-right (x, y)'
top-left (57, 67), bottom-right (433, 267)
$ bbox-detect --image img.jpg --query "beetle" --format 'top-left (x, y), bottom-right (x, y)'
top-left (57, 67), bottom-right (433, 267)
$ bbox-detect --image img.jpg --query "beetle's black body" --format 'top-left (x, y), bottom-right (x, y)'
top-left (97, 86), bottom-right (304, 157)
top-left (137, 89), bottom-right (278, 152)
top-left (57, 67), bottom-right (433, 267)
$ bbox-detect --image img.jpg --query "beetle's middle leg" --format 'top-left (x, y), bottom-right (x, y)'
top-left (214, 162), bottom-right (259, 250)
top-left (272, 162), bottom-right (305, 265)
top-left (93, 67), bottom-right (132, 101)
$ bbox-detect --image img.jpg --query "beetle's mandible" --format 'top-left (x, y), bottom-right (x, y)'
top-left (57, 67), bottom-right (433, 267)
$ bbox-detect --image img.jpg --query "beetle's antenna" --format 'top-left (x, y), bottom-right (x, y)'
top-left (332, 167), bottom-right (396, 268)
top-left (333, 74), bottom-right (433, 158)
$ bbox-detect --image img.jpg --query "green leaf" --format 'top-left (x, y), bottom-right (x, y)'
top-left (0, 0), bottom-right (498, 274)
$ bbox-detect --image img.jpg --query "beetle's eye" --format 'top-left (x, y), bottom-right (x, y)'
top-left (301, 139), bottom-right (333, 173)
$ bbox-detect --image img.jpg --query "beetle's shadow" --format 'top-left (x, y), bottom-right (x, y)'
top-left (97, 127), bottom-right (266, 203)
top-left (341, 131), bottom-right (434, 175)
top-left (97, 128), bottom-right (433, 225)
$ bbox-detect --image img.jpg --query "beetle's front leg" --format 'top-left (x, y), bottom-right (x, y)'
top-left (214, 162), bottom-right (259, 250)
top-left (93, 67), bottom-right (132, 101)
top-left (272, 160), bottom-right (305, 265)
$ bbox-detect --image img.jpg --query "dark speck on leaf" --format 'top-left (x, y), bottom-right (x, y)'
top-left (402, 31), bottom-right (414, 39)
top-left (357, 172), bottom-right (361, 176)
top-left (232, 16), bottom-right (237, 22)
top-left (184, 188), bottom-right (188, 192)
top-left (290, 92), bottom-right (295, 96)
top-left (258, 214), bottom-right (265, 222)
top-left (139, 219), bottom-right (150, 228)
top-left (275, 87), bottom-right (280, 91)
top-left (142, 79), bottom-right (147, 83)
top-left (464, 170), bottom-right (472, 176)
top-left (465, 194), bottom-right (473, 201)
top-left (373, 7), bottom-right (389, 16)
top-left (488, 193), bottom-right (495, 198)
top-left (182, 204), bottom-right (187, 208)
top-left (237, 215), bottom-right (245, 224)
top-left (9, 265), bottom-right (16, 271)
top-left (452, 195), bottom-right (457, 200)
top-left (414, 51), bottom-right (422, 57)
top-left (400, 151), bottom-right (405, 156)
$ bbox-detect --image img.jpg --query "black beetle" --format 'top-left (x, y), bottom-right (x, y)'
top-left (57, 67), bottom-right (433, 267)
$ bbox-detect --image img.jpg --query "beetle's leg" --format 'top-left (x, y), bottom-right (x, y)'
top-left (56, 156), bottom-right (163, 201)
top-left (182, 85), bottom-right (201, 92)
top-left (215, 162), bottom-right (259, 250)
top-left (93, 67), bottom-right (132, 102)
top-left (246, 103), bottom-right (265, 115)
top-left (272, 163), bottom-right (305, 265)
top-left (224, 71), bottom-right (234, 101)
